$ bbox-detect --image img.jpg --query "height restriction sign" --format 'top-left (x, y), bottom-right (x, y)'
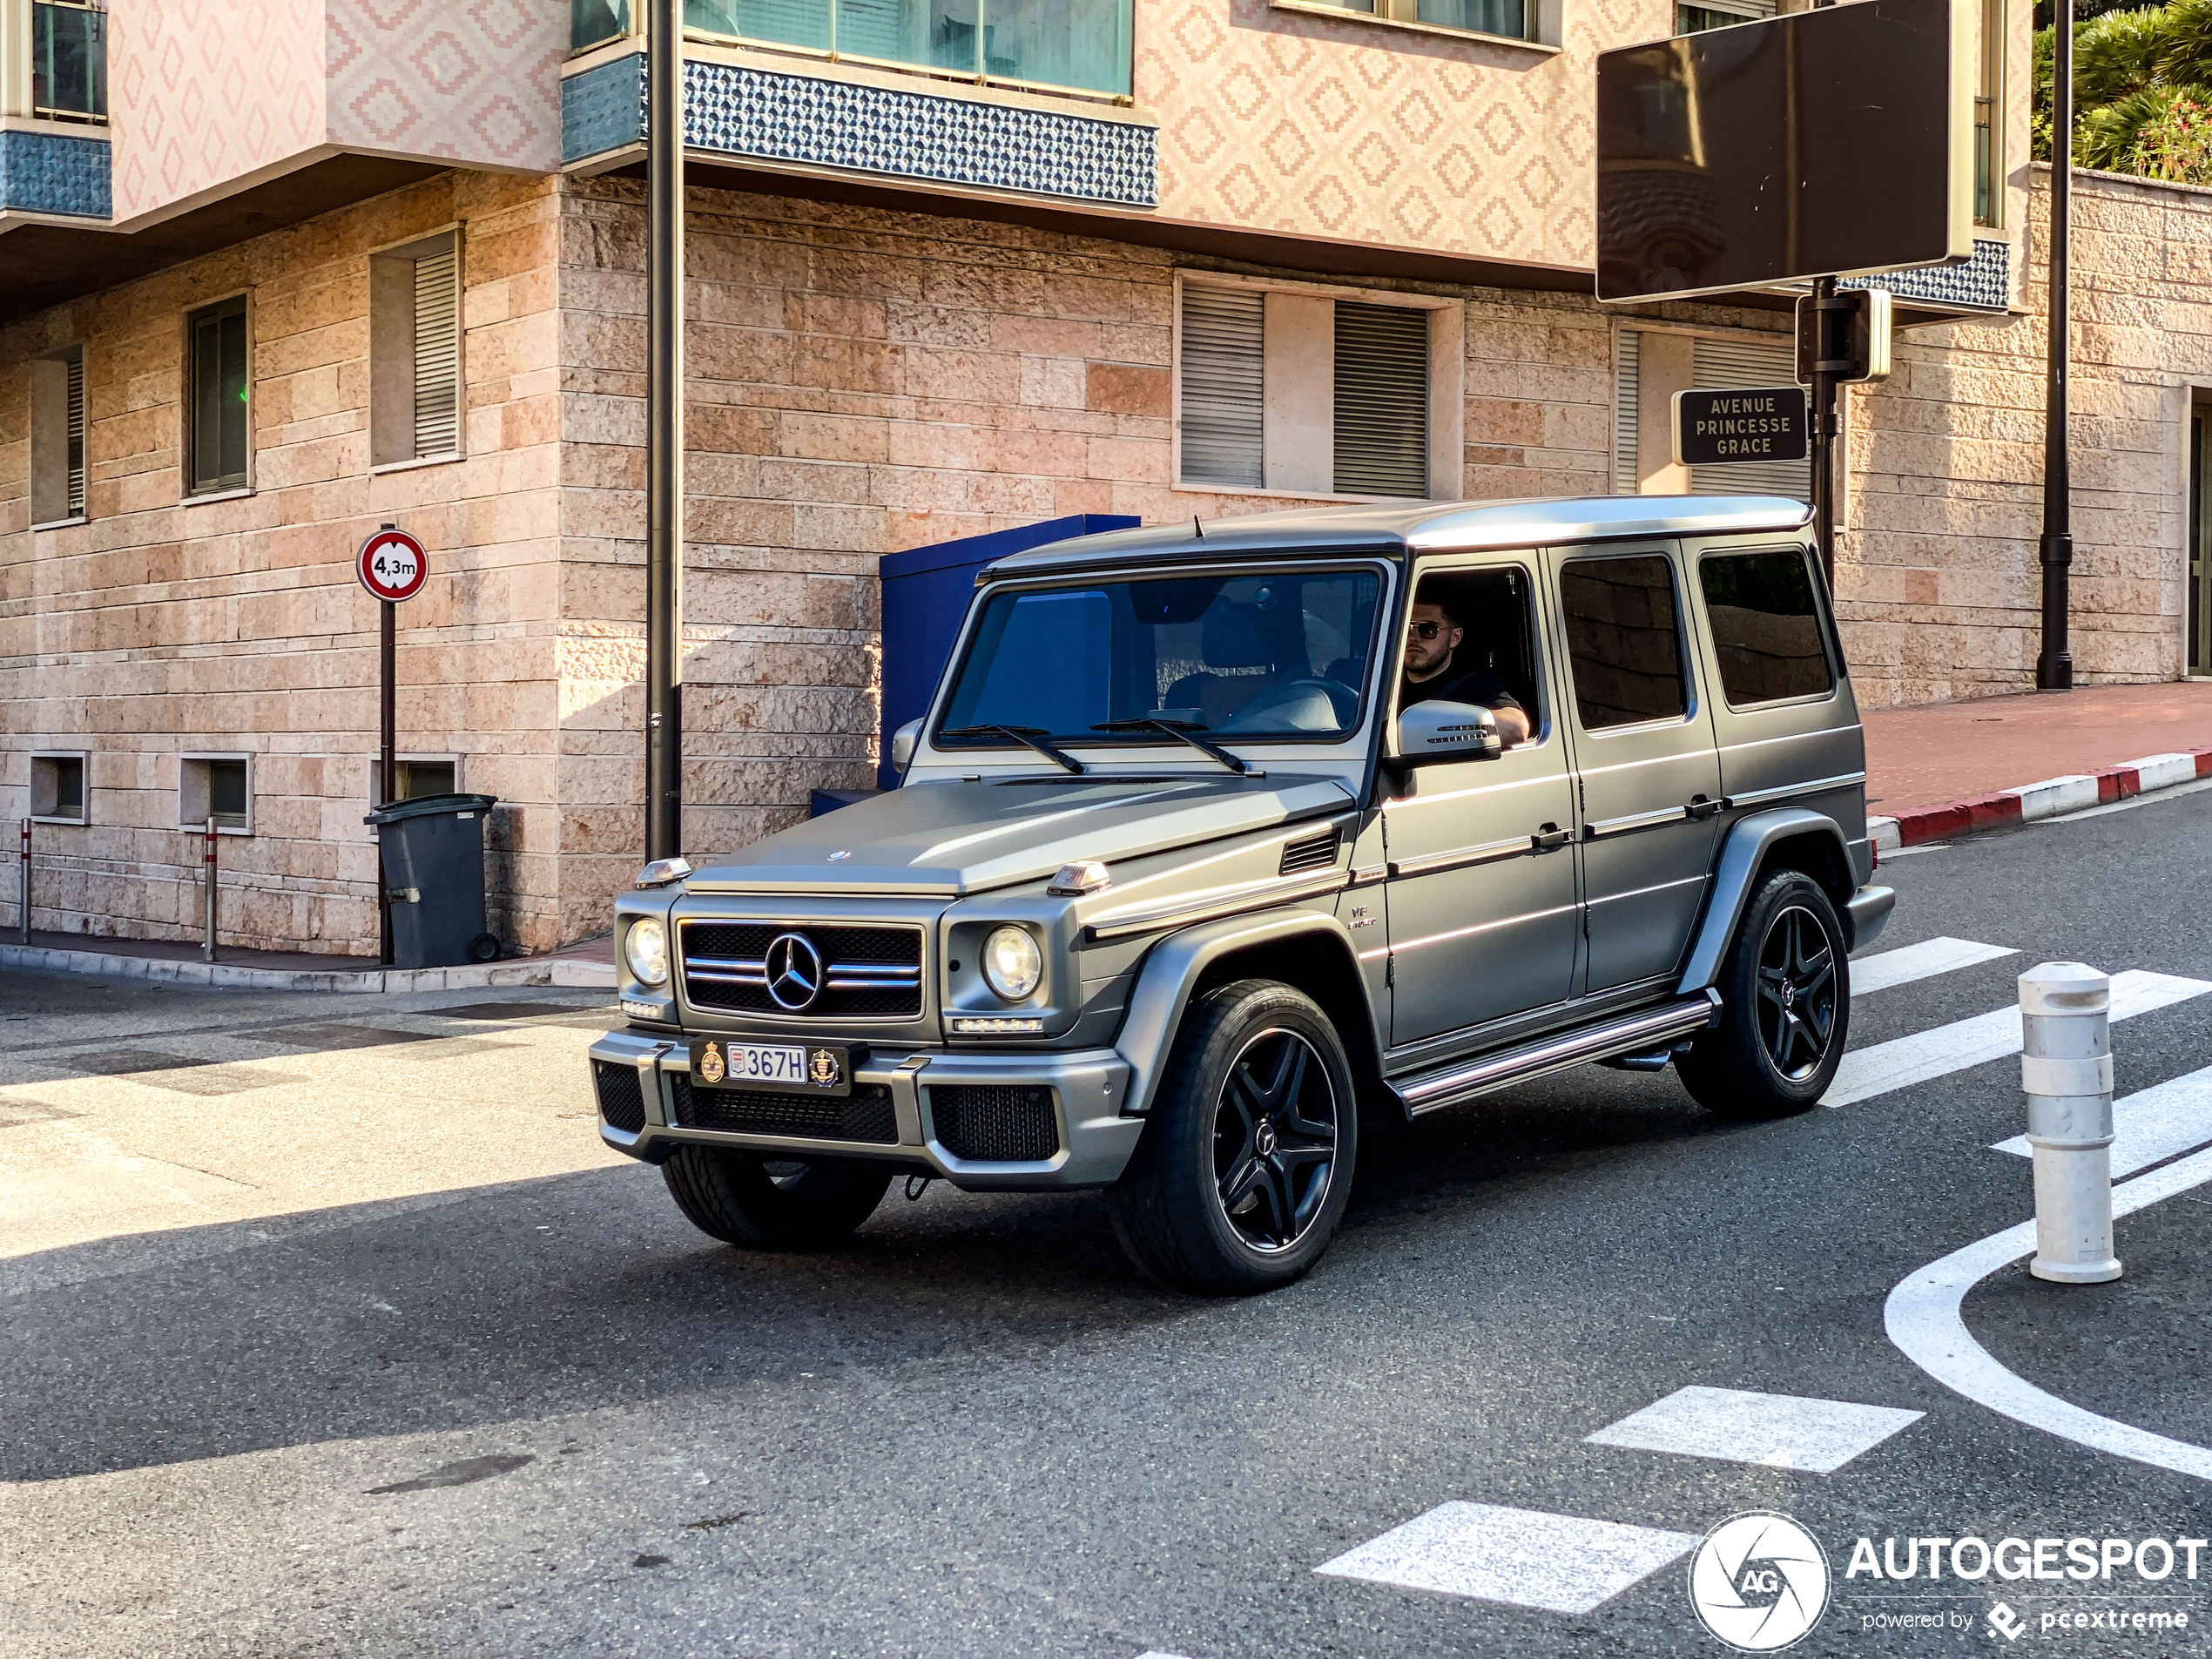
top-left (358, 527), bottom-right (427, 604)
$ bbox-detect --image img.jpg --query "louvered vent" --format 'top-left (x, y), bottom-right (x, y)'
top-left (1689, 334), bottom-right (1804, 499)
top-left (413, 243), bottom-right (461, 459)
top-left (1333, 301), bottom-right (1429, 498)
top-left (1614, 329), bottom-right (1640, 495)
top-left (64, 349), bottom-right (85, 516)
top-left (1278, 826), bottom-right (1340, 877)
top-left (1179, 286), bottom-right (1264, 489)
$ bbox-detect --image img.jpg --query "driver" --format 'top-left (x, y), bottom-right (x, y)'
top-left (1399, 599), bottom-right (1531, 746)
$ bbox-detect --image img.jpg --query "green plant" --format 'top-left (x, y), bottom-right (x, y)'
top-left (2033, 2), bottom-right (2212, 179)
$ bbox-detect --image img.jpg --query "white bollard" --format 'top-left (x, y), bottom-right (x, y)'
top-left (2020, 962), bottom-right (2121, 1284)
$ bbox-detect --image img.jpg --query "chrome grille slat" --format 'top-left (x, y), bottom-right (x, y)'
top-left (678, 921), bottom-right (926, 1019)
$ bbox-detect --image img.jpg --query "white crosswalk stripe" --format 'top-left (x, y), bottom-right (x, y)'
top-left (1314, 1501), bottom-right (1698, 1615)
top-left (1991, 1060), bottom-right (2212, 1177)
top-left (1583, 1386), bottom-right (1924, 1473)
top-left (1824, 970), bottom-right (2212, 1108)
top-left (1850, 935), bottom-right (2018, 995)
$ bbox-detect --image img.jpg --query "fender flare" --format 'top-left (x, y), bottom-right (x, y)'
top-left (1113, 907), bottom-right (1379, 1119)
top-left (1676, 807), bottom-right (1852, 996)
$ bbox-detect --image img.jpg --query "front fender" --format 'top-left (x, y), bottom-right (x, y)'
top-left (1114, 907), bottom-right (1378, 1119)
top-left (1676, 808), bottom-right (1852, 996)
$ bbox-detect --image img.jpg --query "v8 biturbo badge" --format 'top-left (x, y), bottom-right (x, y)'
top-left (697, 1041), bottom-right (725, 1085)
top-left (809, 1047), bottom-right (842, 1089)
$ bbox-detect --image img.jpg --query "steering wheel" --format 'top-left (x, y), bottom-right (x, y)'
top-left (1217, 677), bottom-right (1359, 733)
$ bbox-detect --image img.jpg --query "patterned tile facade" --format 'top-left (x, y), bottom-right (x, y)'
top-left (562, 54), bottom-right (644, 163)
top-left (0, 130), bottom-right (112, 219)
top-left (325, 0), bottom-right (565, 173)
top-left (1848, 238), bottom-right (2013, 314)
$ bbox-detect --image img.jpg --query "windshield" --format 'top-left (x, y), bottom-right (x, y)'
top-left (937, 568), bottom-right (1384, 747)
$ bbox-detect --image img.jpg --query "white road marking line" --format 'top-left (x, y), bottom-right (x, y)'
top-left (1314, 1501), bottom-right (1698, 1615)
top-left (1851, 936), bottom-right (2018, 995)
top-left (1824, 970), bottom-right (2212, 1108)
top-left (1885, 1142), bottom-right (2212, 1483)
top-left (1992, 1061), bottom-right (2212, 1177)
top-left (1583, 1385), bottom-right (1924, 1474)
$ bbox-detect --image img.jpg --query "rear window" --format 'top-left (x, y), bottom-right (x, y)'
top-left (1558, 554), bottom-right (1689, 730)
top-left (1699, 549), bottom-right (1833, 706)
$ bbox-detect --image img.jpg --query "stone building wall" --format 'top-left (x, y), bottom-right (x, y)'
top-left (1839, 165), bottom-right (2208, 706)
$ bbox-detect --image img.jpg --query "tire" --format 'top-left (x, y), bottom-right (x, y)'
top-left (1678, 870), bottom-right (1851, 1120)
top-left (1108, 980), bottom-right (1358, 1294)
top-left (661, 1145), bottom-right (892, 1250)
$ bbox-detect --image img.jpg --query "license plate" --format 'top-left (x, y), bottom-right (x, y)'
top-left (690, 1037), bottom-right (856, 1096)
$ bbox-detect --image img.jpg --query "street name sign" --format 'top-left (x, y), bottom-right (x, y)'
top-left (358, 527), bottom-right (427, 604)
top-left (1673, 387), bottom-right (1809, 468)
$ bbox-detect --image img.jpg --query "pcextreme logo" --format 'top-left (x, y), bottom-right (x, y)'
top-left (1689, 1512), bottom-right (1833, 1652)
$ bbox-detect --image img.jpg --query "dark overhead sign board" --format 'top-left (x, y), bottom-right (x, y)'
top-left (1673, 387), bottom-right (1809, 468)
top-left (1595, 0), bottom-right (1974, 304)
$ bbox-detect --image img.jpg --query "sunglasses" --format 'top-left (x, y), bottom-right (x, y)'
top-left (1406, 620), bottom-right (1449, 640)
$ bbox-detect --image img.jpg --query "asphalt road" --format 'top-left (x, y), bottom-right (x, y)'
top-left (5, 791), bottom-right (2212, 1658)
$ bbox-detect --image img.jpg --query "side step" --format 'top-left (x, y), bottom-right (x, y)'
top-left (1388, 991), bottom-right (1722, 1117)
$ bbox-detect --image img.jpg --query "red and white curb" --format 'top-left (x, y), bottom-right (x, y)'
top-left (1869, 748), bottom-right (2212, 853)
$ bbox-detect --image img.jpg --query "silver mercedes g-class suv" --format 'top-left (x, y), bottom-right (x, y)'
top-left (590, 496), bottom-right (1892, 1293)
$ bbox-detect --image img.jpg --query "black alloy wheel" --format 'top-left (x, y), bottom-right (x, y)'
top-left (1679, 869), bottom-right (1851, 1120)
top-left (1211, 1028), bottom-right (1340, 1253)
top-left (1109, 979), bottom-right (1359, 1293)
top-left (1754, 904), bottom-right (1839, 1082)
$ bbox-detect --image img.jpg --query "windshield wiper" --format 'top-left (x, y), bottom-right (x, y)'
top-left (1090, 718), bottom-right (1258, 776)
top-left (938, 725), bottom-right (1087, 774)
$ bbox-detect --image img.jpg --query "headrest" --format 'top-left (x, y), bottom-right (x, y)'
top-left (1202, 604), bottom-right (1272, 669)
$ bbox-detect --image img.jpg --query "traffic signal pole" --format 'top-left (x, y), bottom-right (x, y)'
top-left (2038, 0), bottom-right (2075, 691)
top-left (1809, 273), bottom-right (1838, 591)
top-left (646, 0), bottom-right (686, 860)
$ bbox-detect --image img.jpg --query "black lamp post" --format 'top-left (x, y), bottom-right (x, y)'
top-left (645, 0), bottom-right (686, 856)
top-left (2037, 0), bottom-right (2074, 691)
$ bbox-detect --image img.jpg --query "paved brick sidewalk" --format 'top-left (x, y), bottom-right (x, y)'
top-left (1865, 682), bottom-right (2212, 819)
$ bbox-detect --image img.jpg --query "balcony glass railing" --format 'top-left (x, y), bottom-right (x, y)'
top-left (684, 0), bottom-right (1133, 98)
top-left (32, 1), bottom-right (106, 122)
top-left (573, 0), bottom-right (634, 51)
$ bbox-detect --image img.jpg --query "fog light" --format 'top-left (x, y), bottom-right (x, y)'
top-left (981, 926), bottom-right (1042, 1001)
top-left (953, 1016), bottom-right (1047, 1035)
top-left (624, 917), bottom-right (670, 987)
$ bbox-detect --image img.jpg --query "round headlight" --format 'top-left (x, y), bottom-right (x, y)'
top-left (981, 926), bottom-right (1042, 1002)
top-left (624, 916), bottom-right (670, 987)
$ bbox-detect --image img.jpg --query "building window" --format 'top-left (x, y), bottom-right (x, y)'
top-left (30, 753), bottom-right (88, 825)
top-left (29, 345), bottom-right (86, 526)
top-left (185, 297), bottom-right (250, 496)
top-left (180, 756), bottom-right (252, 833)
top-left (374, 756), bottom-right (460, 804)
top-left (1291, 0), bottom-right (1536, 42)
top-left (1674, 0), bottom-right (1770, 32)
top-left (31, 1), bottom-right (106, 122)
top-left (685, 0), bottom-right (1136, 98)
top-left (572, 0), bottom-right (632, 50)
top-left (1177, 280), bottom-right (1452, 500)
top-left (1615, 328), bottom-right (1806, 499)
top-left (1975, 0), bottom-right (2003, 227)
top-left (371, 233), bottom-right (462, 468)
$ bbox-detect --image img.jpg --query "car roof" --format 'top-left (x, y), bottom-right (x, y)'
top-left (981, 495), bottom-right (1815, 579)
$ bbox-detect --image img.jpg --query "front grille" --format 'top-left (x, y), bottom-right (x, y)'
top-left (929, 1084), bottom-right (1060, 1163)
top-left (593, 1060), bottom-right (647, 1133)
top-left (680, 921), bottom-right (924, 1019)
top-left (667, 1075), bottom-right (899, 1144)
top-left (1279, 826), bottom-right (1340, 876)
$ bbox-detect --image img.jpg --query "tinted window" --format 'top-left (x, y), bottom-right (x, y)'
top-left (1410, 566), bottom-right (1542, 728)
top-left (939, 570), bottom-right (1382, 745)
top-left (1559, 555), bottom-right (1688, 729)
top-left (1699, 549), bottom-right (1833, 706)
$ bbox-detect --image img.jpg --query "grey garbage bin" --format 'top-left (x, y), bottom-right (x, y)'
top-left (365, 792), bottom-right (502, 968)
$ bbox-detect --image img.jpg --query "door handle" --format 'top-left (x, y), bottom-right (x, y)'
top-left (1685, 794), bottom-right (1724, 821)
top-left (1530, 823), bottom-right (1572, 853)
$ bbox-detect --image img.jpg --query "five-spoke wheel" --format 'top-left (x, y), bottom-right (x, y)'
top-left (1211, 1028), bottom-right (1341, 1254)
top-left (1680, 870), bottom-right (1851, 1119)
top-left (1754, 904), bottom-right (1839, 1082)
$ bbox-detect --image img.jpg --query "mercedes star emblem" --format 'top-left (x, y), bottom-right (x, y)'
top-left (764, 932), bottom-right (825, 1011)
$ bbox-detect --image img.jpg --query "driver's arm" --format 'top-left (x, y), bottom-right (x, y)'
top-left (1490, 701), bottom-right (1532, 747)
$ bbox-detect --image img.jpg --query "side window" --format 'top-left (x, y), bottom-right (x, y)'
top-left (185, 296), bottom-right (250, 496)
top-left (1559, 554), bottom-right (1689, 730)
top-left (1699, 547), bottom-right (1834, 706)
top-left (1408, 566), bottom-right (1543, 733)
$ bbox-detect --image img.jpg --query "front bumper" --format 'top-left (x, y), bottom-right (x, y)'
top-left (587, 1030), bottom-right (1142, 1191)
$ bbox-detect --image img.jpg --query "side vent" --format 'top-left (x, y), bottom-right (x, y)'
top-left (1279, 826), bottom-right (1340, 877)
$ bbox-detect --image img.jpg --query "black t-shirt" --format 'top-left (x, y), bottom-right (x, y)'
top-left (1399, 661), bottom-right (1524, 714)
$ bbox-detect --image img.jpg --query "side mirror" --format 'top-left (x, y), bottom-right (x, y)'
top-left (891, 718), bottom-right (923, 773)
top-left (1395, 700), bottom-right (1502, 765)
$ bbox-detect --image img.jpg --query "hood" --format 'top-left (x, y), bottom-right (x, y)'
top-left (685, 774), bottom-right (1357, 896)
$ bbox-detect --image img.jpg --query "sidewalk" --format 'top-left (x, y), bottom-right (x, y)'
top-left (0, 928), bottom-right (616, 994)
top-left (1865, 682), bottom-right (2212, 846)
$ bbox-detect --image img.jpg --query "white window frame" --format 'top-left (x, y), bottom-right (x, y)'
top-left (181, 288), bottom-right (255, 503)
top-left (30, 751), bottom-right (90, 826)
top-left (1171, 271), bottom-right (1463, 503)
top-left (179, 752), bottom-right (254, 836)
top-left (369, 226), bottom-right (466, 473)
top-left (28, 344), bottom-right (88, 529)
top-left (1269, 0), bottom-right (1563, 54)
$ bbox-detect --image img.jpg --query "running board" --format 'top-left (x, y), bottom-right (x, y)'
top-left (1388, 991), bottom-right (1723, 1117)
